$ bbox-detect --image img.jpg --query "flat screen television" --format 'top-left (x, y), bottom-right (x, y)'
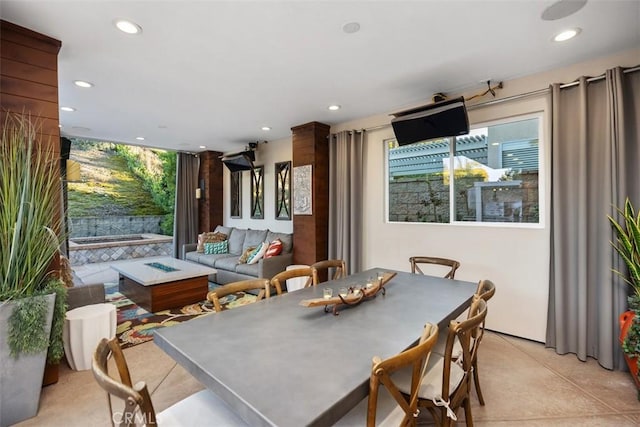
top-left (221, 150), bottom-right (255, 172)
top-left (391, 97), bottom-right (469, 146)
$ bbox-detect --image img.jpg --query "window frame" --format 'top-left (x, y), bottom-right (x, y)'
top-left (385, 111), bottom-right (545, 229)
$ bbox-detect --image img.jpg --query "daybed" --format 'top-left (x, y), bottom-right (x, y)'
top-left (182, 226), bottom-right (293, 285)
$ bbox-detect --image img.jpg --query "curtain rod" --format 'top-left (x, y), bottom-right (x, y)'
top-left (468, 64), bottom-right (640, 109)
top-left (338, 65), bottom-right (640, 133)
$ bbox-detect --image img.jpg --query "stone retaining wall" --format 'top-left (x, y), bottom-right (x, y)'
top-left (69, 215), bottom-right (165, 237)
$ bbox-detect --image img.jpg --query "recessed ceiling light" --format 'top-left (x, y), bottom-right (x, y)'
top-left (261, 126), bottom-right (271, 131)
top-left (342, 22), bottom-right (360, 34)
top-left (60, 106), bottom-right (76, 112)
top-left (554, 28), bottom-right (581, 42)
top-left (199, 145), bottom-right (206, 149)
top-left (136, 137), bottom-right (145, 141)
top-left (491, 142), bottom-right (499, 146)
top-left (114, 19), bottom-right (142, 35)
top-left (328, 105), bottom-right (341, 111)
top-left (73, 80), bottom-right (93, 88)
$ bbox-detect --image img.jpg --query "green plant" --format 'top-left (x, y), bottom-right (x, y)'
top-left (0, 114), bottom-right (67, 362)
top-left (609, 198), bottom-right (640, 385)
top-left (608, 198), bottom-right (640, 297)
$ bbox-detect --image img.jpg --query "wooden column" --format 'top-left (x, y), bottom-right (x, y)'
top-left (0, 20), bottom-right (62, 271)
top-left (1, 20), bottom-right (61, 146)
top-left (291, 121), bottom-right (330, 266)
top-left (198, 150), bottom-right (224, 232)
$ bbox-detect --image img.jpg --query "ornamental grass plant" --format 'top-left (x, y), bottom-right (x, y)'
top-left (0, 114), bottom-right (67, 361)
top-left (609, 197), bottom-right (640, 387)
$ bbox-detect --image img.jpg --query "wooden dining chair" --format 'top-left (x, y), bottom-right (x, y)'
top-left (394, 297), bottom-right (487, 426)
top-left (469, 279), bottom-right (495, 405)
top-left (409, 256), bottom-right (460, 279)
top-left (311, 259), bottom-right (347, 286)
top-left (432, 279), bottom-right (495, 406)
top-left (270, 267), bottom-right (313, 293)
top-left (91, 337), bottom-right (247, 426)
top-left (410, 256), bottom-right (460, 279)
top-left (367, 323), bottom-right (439, 426)
top-left (206, 278), bottom-right (273, 313)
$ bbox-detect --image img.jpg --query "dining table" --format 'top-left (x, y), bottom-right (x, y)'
top-left (154, 268), bottom-right (478, 426)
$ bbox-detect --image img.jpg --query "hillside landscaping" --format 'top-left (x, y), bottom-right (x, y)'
top-left (67, 141), bottom-right (176, 235)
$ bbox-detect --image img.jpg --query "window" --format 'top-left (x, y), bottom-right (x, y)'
top-left (387, 115), bottom-right (541, 225)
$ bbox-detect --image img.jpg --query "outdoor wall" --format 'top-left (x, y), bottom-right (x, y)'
top-left (69, 215), bottom-right (166, 238)
top-left (224, 136), bottom-right (293, 234)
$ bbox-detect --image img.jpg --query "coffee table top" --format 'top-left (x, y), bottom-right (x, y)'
top-left (111, 257), bottom-right (216, 286)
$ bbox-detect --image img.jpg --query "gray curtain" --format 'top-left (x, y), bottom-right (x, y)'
top-left (328, 130), bottom-right (365, 274)
top-left (547, 67), bottom-right (640, 370)
top-left (172, 152), bottom-right (200, 258)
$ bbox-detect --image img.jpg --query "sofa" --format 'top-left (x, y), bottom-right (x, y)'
top-left (182, 226), bottom-right (293, 285)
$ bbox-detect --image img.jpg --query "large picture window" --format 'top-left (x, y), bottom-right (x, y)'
top-left (387, 115), bottom-right (541, 225)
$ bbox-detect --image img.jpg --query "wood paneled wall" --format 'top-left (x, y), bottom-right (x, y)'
top-left (1, 20), bottom-right (61, 148)
top-left (291, 121), bottom-right (330, 266)
top-left (1, 20), bottom-right (62, 269)
top-left (198, 150), bottom-right (224, 232)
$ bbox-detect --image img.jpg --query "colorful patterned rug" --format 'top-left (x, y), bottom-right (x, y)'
top-left (105, 283), bottom-right (257, 349)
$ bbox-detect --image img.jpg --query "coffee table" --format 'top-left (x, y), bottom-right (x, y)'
top-left (111, 257), bottom-right (217, 312)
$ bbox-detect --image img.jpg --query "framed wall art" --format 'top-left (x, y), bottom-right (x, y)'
top-left (293, 164), bottom-right (312, 215)
top-left (275, 161), bottom-right (291, 220)
top-left (250, 165), bottom-right (264, 219)
top-left (230, 171), bottom-right (242, 218)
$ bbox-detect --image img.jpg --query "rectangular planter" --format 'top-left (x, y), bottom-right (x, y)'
top-left (0, 293), bottom-right (55, 427)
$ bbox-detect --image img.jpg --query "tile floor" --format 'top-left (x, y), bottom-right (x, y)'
top-left (16, 260), bottom-right (640, 426)
top-left (16, 331), bottom-right (639, 426)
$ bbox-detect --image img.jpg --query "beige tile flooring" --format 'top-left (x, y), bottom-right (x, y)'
top-left (16, 330), bottom-right (640, 426)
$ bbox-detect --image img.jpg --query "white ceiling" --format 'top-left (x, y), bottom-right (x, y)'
top-left (1, 1), bottom-right (639, 153)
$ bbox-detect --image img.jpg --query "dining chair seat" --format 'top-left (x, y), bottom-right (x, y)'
top-left (92, 337), bottom-right (248, 426)
top-left (156, 389), bottom-right (247, 426)
top-left (393, 355), bottom-right (465, 405)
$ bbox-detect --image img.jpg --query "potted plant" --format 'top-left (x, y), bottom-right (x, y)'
top-left (608, 197), bottom-right (640, 391)
top-left (0, 114), bottom-right (67, 426)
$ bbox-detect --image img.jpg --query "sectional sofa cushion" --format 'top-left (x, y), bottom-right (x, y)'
top-left (266, 231), bottom-right (293, 254)
top-left (235, 262), bottom-right (260, 277)
top-left (214, 225), bottom-right (233, 236)
top-left (214, 255), bottom-right (242, 271)
top-left (242, 229), bottom-right (269, 253)
top-left (227, 228), bottom-right (247, 255)
top-left (185, 251), bottom-right (233, 268)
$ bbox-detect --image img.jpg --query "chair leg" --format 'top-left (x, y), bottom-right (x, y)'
top-left (463, 397), bottom-right (474, 427)
top-left (473, 359), bottom-right (485, 406)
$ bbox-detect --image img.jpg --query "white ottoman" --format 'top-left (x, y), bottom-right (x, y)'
top-left (285, 264), bottom-right (311, 292)
top-left (63, 303), bottom-right (117, 371)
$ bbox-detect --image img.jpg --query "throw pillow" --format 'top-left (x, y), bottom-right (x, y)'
top-left (238, 246), bottom-right (257, 264)
top-left (197, 231), bottom-right (228, 253)
top-left (204, 240), bottom-right (228, 255)
top-left (264, 239), bottom-right (283, 258)
top-left (247, 242), bottom-right (269, 265)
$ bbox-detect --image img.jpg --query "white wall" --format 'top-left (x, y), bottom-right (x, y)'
top-left (224, 137), bottom-right (293, 234)
top-left (224, 47), bottom-right (639, 342)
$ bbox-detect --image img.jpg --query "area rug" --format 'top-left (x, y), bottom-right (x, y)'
top-left (105, 283), bottom-right (257, 349)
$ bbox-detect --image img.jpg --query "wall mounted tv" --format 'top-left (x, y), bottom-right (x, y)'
top-left (391, 97), bottom-right (469, 146)
top-left (221, 150), bottom-right (255, 172)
